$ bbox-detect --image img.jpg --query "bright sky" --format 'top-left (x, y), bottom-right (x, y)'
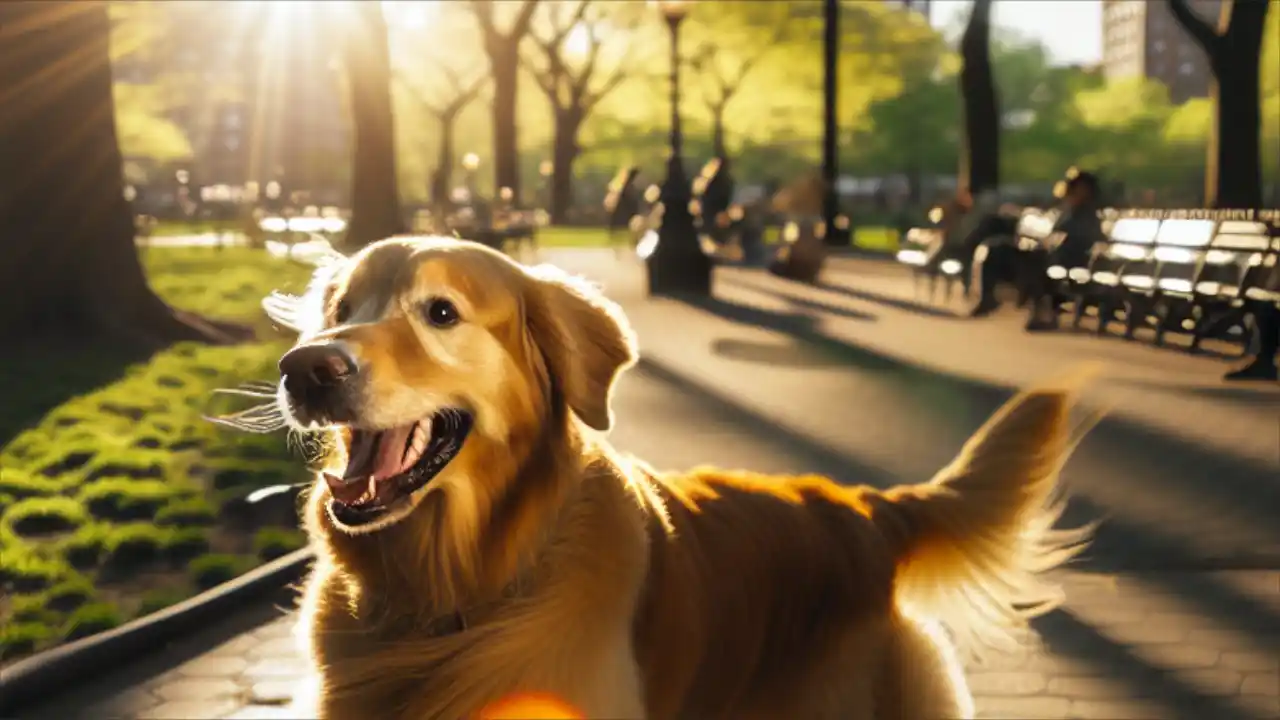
top-left (930, 0), bottom-right (1103, 66)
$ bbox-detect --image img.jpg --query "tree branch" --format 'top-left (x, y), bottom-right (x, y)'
top-left (521, 44), bottom-right (560, 99)
top-left (1166, 0), bottom-right (1221, 56)
top-left (510, 0), bottom-right (542, 39)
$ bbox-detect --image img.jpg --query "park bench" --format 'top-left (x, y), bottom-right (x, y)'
top-left (1188, 219), bottom-right (1280, 351)
top-left (897, 220), bottom-right (967, 302)
top-left (446, 208), bottom-right (539, 258)
top-left (1117, 217), bottom-right (1217, 343)
top-left (995, 206), bottom-right (1061, 307)
top-left (257, 208), bottom-right (347, 261)
top-left (1066, 216), bottom-right (1161, 336)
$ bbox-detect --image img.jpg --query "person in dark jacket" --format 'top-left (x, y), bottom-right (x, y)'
top-left (1225, 300), bottom-right (1280, 382)
top-left (1023, 172), bottom-right (1106, 331)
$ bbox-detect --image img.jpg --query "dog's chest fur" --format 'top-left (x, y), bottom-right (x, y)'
top-left (296, 466), bottom-right (654, 719)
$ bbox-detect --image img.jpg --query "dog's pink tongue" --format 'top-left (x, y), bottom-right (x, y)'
top-left (368, 424), bottom-right (416, 480)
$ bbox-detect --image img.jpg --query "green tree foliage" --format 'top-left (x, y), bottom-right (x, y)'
top-left (112, 84), bottom-right (192, 167)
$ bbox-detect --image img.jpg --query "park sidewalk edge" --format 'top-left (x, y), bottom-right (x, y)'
top-left (0, 546), bottom-right (317, 716)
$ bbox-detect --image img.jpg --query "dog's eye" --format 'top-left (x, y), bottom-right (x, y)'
top-left (334, 300), bottom-right (351, 324)
top-left (422, 298), bottom-right (460, 328)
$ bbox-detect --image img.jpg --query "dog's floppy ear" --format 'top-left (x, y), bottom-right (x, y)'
top-left (523, 265), bottom-right (637, 431)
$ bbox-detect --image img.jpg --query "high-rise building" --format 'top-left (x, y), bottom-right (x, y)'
top-left (1101, 0), bottom-right (1221, 103)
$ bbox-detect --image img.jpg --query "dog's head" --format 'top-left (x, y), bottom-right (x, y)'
top-left (276, 237), bottom-right (636, 540)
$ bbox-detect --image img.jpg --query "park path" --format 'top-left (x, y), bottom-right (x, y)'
top-left (18, 251), bottom-right (1279, 720)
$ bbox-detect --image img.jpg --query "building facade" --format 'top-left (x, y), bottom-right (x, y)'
top-left (1101, 0), bottom-right (1221, 103)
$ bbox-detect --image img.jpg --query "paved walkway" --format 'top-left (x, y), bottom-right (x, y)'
top-left (16, 252), bottom-right (1280, 719)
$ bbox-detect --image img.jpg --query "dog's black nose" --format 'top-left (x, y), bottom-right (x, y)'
top-left (279, 343), bottom-right (357, 401)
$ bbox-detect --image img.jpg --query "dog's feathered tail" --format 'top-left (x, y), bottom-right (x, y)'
top-left (868, 366), bottom-right (1102, 661)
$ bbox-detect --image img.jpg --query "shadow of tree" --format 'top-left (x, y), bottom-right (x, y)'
top-left (0, 339), bottom-right (152, 446)
top-left (717, 275), bottom-right (879, 323)
top-left (635, 352), bottom-right (1278, 719)
top-left (709, 338), bottom-right (853, 369)
top-left (813, 274), bottom-right (963, 319)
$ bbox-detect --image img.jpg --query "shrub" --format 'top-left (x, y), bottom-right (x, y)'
top-left (81, 447), bottom-right (168, 483)
top-left (0, 622), bottom-right (53, 660)
top-left (4, 496), bottom-right (87, 535)
top-left (137, 588), bottom-right (191, 617)
top-left (10, 594), bottom-right (60, 625)
top-left (189, 554), bottom-right (246, 590)
top-left (155, 497), bottom-right (216, 526)
top-left (253, 527), bottom-right (307, 561)
top-left (162, 527), bottom-right (210, 561)
top-left (46, 576), bottom-right (95, 612)
top-left (59, 523), bottom-right (113, 569)
top-left (101, 524), bottom-right (170, 570)
top-left (0, 548), bottom-right (68, 592)
top-left (0, 469), bottom-right (56, 500)
top-left (78, 478), bottom-right (175, 521)
top-left (62, 602), bottom-right (123, 641)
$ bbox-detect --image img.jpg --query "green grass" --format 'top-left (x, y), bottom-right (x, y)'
top-left (253, 527), bottom-right (307, 561)
top-left (537, 226), bottom-right (614, 248)
top-left (0, 623), bottom-right (54, 660)
top-left (136, 587), bottom-right (192, 616)
top-left (534, 224), bottom-right (899, 252)
top-left (0, 247), bottom-right (314, 662)
top-left (147, 219), bottom-right (233, 238)
top-left (3, 497), bottom-right (88, 536)
top-left (62, 602), bottom-right (123, 641)
top-left (189, 554), bottom-right (249, 590)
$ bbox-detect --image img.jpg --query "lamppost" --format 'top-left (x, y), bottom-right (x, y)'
top-left (646, 0), bottom-right (712, 296)
top-left (821, 0), bottom-right (846, 247)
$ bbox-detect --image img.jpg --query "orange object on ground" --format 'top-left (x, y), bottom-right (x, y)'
top-left (477, 692), bottom-right (585, 719)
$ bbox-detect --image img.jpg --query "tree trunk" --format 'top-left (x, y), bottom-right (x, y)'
top-left (489, 44), bottom-right (522, 206)
top-left (549, 108), bottom-right (582, 225)
top-left (711, 105), bottom-right (728, 160)
top-left (432, 112), bottom-right (458, 210)
top-left (341, 2), bottom-right (405, 250)
top-left (1207, 1), bottom-right (1267, 209)
top-left (0, 3), bottom-right (248, 347)
top-left (958, 0), bottom-right (1000, 196)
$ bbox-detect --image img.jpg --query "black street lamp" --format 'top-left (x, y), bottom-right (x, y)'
top-left (821, 0), bottom-right (846, 247)
top-left (645, 0), bottom-right (712, 296)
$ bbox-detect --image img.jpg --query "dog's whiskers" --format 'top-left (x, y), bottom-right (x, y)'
top-left (205, 401), bottom-right (288, 434)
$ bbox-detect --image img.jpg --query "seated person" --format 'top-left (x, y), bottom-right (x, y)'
top-left (965, 207), bottom-right (1025, 317)
top-left (1023, 172), bottom-right (1105, 331)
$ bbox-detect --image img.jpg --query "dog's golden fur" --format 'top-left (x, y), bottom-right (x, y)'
top-left (282, 236), bottom-right (1093, 720)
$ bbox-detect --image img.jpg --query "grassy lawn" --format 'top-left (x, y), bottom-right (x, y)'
top-left (0, 248), bottom-right (313, 662)
top-left (537, 225), bottom-right (899, 252)
top-left (147, 219), bottom-right (233, 237)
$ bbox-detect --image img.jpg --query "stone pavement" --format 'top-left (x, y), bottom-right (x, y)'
top-left (13, 250), bottom-right (1280, 719)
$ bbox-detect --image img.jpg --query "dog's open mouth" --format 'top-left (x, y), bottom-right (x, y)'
top-left (324, 409), bottom-right (473, 527)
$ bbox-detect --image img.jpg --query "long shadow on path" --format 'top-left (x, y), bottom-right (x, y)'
top-left (670, 291), bottom-right (1280, 566)
top-left (659, 291), bottom-right (1280, 626)
top-left (637, 351), bottom-right (1269, 720)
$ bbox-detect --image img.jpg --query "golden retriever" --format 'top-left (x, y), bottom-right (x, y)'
top-left (265, 236), bottom-right (1093, 720)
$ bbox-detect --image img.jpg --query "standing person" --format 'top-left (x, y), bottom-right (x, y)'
top-left (604, 167), bottom-right (641, 249)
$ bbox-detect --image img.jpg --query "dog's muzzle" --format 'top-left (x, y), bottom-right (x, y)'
top-left (278, 342), bottom-right (360, 425)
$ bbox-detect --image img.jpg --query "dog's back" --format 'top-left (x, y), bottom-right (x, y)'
top-left (628, 379), bottom-right (1093, 720)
